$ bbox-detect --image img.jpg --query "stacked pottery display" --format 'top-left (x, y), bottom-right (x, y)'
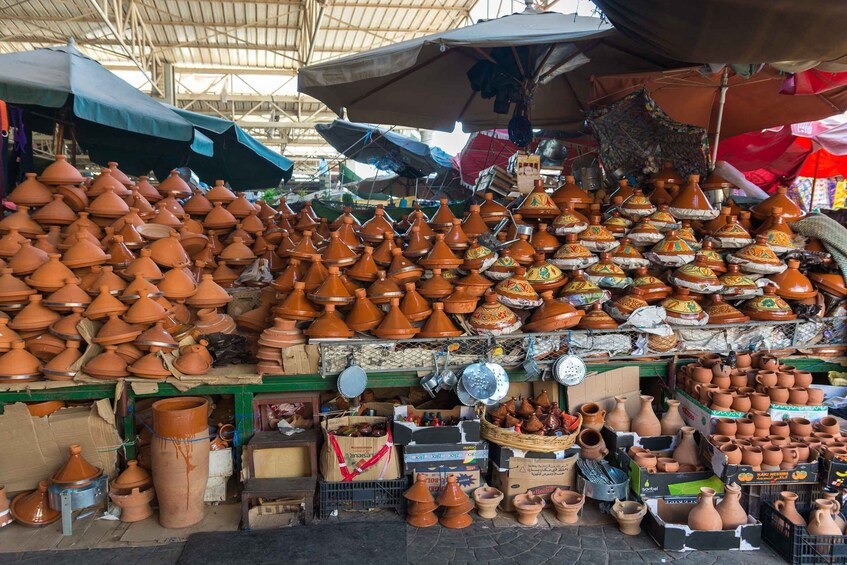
top-left (436, 475), bottom-right (473, 528)
top-left (404, 475), bottom-right (438, 527)
top-left (109, 459), bottom-right (155, 522)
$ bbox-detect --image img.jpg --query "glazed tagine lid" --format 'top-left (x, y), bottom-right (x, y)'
top-left (628, 218), bottom-right (663, 245)
top-left (585, 253), bottom-right (628, 287)
top-left (444, 218), bottom-right (470, 251)
top-left (629, 268), bottom-right (670, 303)
top-left (469, 291), bottom-right (522, 335)
top-left (418, 268), bottom-right (454, 299)
top-left (705, 294), bottom-right (749, 324)
top-left (62, 231), bottom-right (110, 268)
top-left (419, 234), bottom-right (462, 269)
top-left (750, 186), bottom-right (806, 222)
top-left (719, 264), bottom-right (759, 296)
top-left (701, 170), bottom-right (736, 191)
top-left (558, 270), bottom-right (606, 306)
top-left (551, 204), bottom-right (589, 234)
top-left (345, 288), bottom-right (384, 332)
top-left (648, 204), bottom-right (677, 228)
top-left (517, 180), bottom-right (561, 218)
top-left (495, 267), bottom-right (540, 303)
top-left (611, 237), bottom-right (649, 267)
top-left (50, 308), bottom-right (84, 341)
top-left (462, 239), bottom-right (495, 270)
top-left (531, 224), bottom-right (561, 253)
top-left (429, 198), bottom-right (457, 230)
top-left (93, 312), bottom-right (142, 345)
top-left (660, 288), bottom-right (707, 324)
top-left (52, 444), bottom-right (101, 485)
top-left (11, 481), bottom-right (60, 526)
top-left (713, 215), bottom-right (753, 247)
top-left (730, 235), bottom-right (786, 273)
top-left (551, 175), bottom-right (593, 210)
top-left (418, 302), bottom-right (463, 338)
top-left (158, 170), bottom-right (192, 197)
top-left (579, 215), bottom-right (619, 250)
top-left (400, 283), bottom-right (433, 322)
top-left (649, 230), bottom-right (695, 261)
top-left (372, 298), bottom-right (420, 339)
top-left (0, 340), bottom-right (41, 377)
top-left (551, 234), bottom-right (598, 268)
top-left (740, 285), bottom-right (797, 320)
top-left (649, 180), bottom-right (674, 206)
top-left (112, 459), bottom-right (152, 490)
top-left (808, 271), bottom-right (847, 298)
top-left (668, 174), bottom-right (718, 220)
top-left (768, 259), bottom-right (817, 300)
top-left (525, 254), bottom-right (566, 291)
top-left (486, 249), bottom-right (519, 277)
top-left (304, 304), bottom-right (353, 338)
top-left (129, 348), bottom-right (172, 378)
top-left (524, 291), bottom-right (584, 332)
top-left (670, 258), bottom-right (722, 292)
top-left (620, 189), bottom-right (656, 217)
top-left (0, 267), bottom-right (37, 301)
top-left (577, 302), bottom-right (618, 329)
top-left (479, 192), bottom-right (509, 225)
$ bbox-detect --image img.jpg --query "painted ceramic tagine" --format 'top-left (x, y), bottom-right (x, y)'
top-left (729, 235), bottom-right (786, 275)
top-left (525, 254), bottom-right (566, 291)
top-left (627, 218), bottom-right (663, 246)
top-left (579, 215), bottom-right (620, 252)
top-left (551, 204), bottom-right (589, 235)
top-left (647, 204), bottom-right (678, 231)
top-left (740, 285), bottom-right (797, 321)
top-left (585, 253), bottom-right (630, 289)
top-left (558, 270), bottom-right (609, 308)
top-left (495, 267), bottom-right (542, 309)
top-left (549, 234), bottom-right (599, 270)
top-left (605, 287), bottom-right (648, 322)
top-left (577, 302), bottom-right (618, 329)
top-left (469, 291), bottom-right (522, 336)
top-left (660, 287), bottom-right (708, 326)
top-left (620, 188), bottom-right (656, 217)
top-left (610, 237), bottom-right (650, 269)
top-left (517, 179), bottom-right (561, 219)
top-left (668, 174), bottom-right (718, 220)
top-left (645, 230), bottom-right (695, 267)
top-left (630, 267), bottom-right (672, 302)
top-left (669, 257), bottom-right (723, 294)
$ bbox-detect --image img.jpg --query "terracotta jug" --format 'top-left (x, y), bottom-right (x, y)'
top-left (660, 399), bottom-right (685, 436)
top-left (716, 483), bottom-right (747, 530)
top-left (774, 492), bottom-right (806, 526)
top-left (631, 395), bottom-right (661, 437)
top-left (605, 395), bottom-right (630, 432)
top-left (579, 402), bottom-right (606, 432)
top-left (151, 397), bottom-right (210, 528)
top-left (808, 500), bottom-right (843, 536)
top-left (688, 487), bottom-right (722, 531)
top-left (673, 426), bottom-right (700, 467)
top-left (822, 489), bottom-right (847, 533)
top-left (576, 429), bottom-right (608, 460)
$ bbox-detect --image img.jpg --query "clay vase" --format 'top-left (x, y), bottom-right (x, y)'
top-left (579, 402), bottom-right (606, 432)
top-left (673, 426), bottom-right (700, 467)
top-left (577, 428), bottom-right (609, 460)
top-left (611, 499), bottom-right (647, 535)
top-left (773, 490), bottom-right (806, 526)
top-left (513, 492), bottom-right (545, 526)
top-left (688, 487), bottom-right (722, 531)
top-left (472, 486), bottom-right (503, 519)
top-left (660, 399), bottom-right (685, 436)
top-left (605, 395), bottom-right (630, 432)
top-left (808, 500), bottom-right (843, 536)
top-left (151, 397), bottom-right (210, 528)
top-left (711, 483), bottom-right (744, 528)
top-left (550, 488), bottom-right (584, 524)
top-left (631, 395), bottom-right (661, 437)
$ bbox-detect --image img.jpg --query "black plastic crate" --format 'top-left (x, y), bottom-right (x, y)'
top-left (741, 484), bottom-right (825, 519)
top-left (761, 502), bottom-right (847, 564)
top-left (318, 478), bottom-right (409, 519)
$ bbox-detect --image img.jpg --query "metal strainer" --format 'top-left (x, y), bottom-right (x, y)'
top-left (460, 362), bottom-right (497, 400)
top-left (553, 354), bottom-right (587, 386)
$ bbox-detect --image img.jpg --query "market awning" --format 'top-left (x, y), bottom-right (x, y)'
top-left (592, 0), bottom-right (847, 69)
top-left (0, 41), bottom-right (194, 142)
top-left (167, 108), bottom-right (294, 188)
top-left (591, 67), bottom-right (847, 138)
top-left (315, 119), bottom-right (452, 178)
top-left (299, 10), bottom-right (688, 133)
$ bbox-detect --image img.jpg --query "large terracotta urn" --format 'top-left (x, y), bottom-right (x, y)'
top-left (151, 397), bottom-right (210, 528)
top-left (660, 399), bottom-right (685, 436)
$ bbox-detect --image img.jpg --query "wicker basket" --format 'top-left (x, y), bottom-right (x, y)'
top-left (479, 409), bottom-right (582, 453)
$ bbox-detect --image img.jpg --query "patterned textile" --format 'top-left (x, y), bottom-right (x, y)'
top-left (788, 176), bottom-right (839, 211)
top-left (587, 89), bottom-right (709, 179)
top-left (793, 214), bottom-right (847, 280)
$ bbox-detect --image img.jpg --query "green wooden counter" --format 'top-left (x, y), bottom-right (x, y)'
top-left (0, 357), bottom-right (841, 460)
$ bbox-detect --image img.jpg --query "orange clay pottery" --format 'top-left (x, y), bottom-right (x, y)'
top-left (550, 488), bottom-right (585, 524)
top-left (10, 481), bottom-right (60, 526)
top-left (469, 291), bottom-right (521, 336)
top-left (52, 443), bottom-right (101, 486)
top-left (151, 397), bottom-right (209, 528)
top-left (513, 491), bottom-right (545, 526)
top-left (688, 487), bottom-right (723, 531)
top-left (436, 475), bottom-right (472, 528)
top-left (472, 486), bottom-right (504, 519)
top-left (187, 274), bottom-right (233, 308)
top-left (404, 474), bottom-right (439, 528)
top-left (611, 499), bottom-right (647, 535)
top-left (371, 298), bottom-right (420, 340)
top-left (304, 304), bottom-right (353, 339)
top-left (418, 302), bottom-right (463, 338)
top-left (345, 288), bottom-right (384, 332)
top-left (84, 345), bottom-right (129, 379)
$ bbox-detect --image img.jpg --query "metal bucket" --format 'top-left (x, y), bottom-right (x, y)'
top-left (578, 167), bottom-right (603, 191)
top-left (577, 466), bottom-right (629, 501)
top-left (48, 474), bottom-right (108, 511)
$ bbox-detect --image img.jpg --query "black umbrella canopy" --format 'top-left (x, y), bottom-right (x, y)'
top-left (299, 9), bottom-right (687, 133)
top-left (315, 119), bottom-right (452, 179)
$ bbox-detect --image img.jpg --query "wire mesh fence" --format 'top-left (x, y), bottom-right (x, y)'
top-left (317, 316), bottom-right (847, 376)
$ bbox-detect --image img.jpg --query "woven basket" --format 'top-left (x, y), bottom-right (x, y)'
top-left (479, 408), bottom-right (582, 453)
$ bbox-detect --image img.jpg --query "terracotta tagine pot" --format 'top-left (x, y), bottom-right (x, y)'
top-left (10, 481), bottom-right (60, 526)
top-left (479, 192), bottom-right (508, 226)
top-left (457, 269), bottom-right (494, 297)
top-left (436, 475), bottom-right (473, 529)
top-left (605, 287), bottom-right (648, 322)
top-left (304, 304), bottom-right (353, 339)
top-left (495, 267), bottom-right (542, 309)
top-left (808, 271), bottom-right (847, 298)
top-left (513, 491), bottom-right (545, 526)
top-left (661, 287), bottom-right (707, 325)
top-left (345, 288), bottom-right (384, 332)
top-left (550, 233), bottom-right (598, 270)
top-left (552, 175), bottom-right (592, 210)
top-left (730, 235), bottom-right (786, 275)
top-left (417, 302), bottom-right (463, 338)
top-left (630, 267), bottom-right (672, 302)
top-left (524, 290), bottom-right (583, 333)
top-left (52, 443), bottom-right (101, 486)
top-left (472, 486), bottom-right (504, 519)
top-left (84, 345), bottom-right (130, 379)
top-left (705, 294), bottom-right (749, 324)
top-left (646, 229), bottom-right (695, 267)
top-left (579, 215), bottom-right (619, 253)
top-left (404, 475), bottom-right (438, 528)
top-left (277, 282), bottom-right (320, 321)
top-left (367, 270), bottom-right (403, 304)
top-left (400, 283), bottom-right (432, 322)
top-left (187, 274), bottom-right (233, 308)
top-left (751, 186), bottom-right (806, 222)
top-left (768, 259), bottom-right (816, 300)
top-left (610, 499), bottom-right (647, 535)
top-left (372, 298), bottom-right (420, 340)
top-left (740, 285), bottom-right (796, 321)
top-left (668, 174), bottom-right (718, 220)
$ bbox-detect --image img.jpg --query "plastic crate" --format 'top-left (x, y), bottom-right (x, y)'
top-left (318, 478), bottom-right (409, 519)
top-left (761, 502), bottom-right (847, 564)
top-left (742, 484), bottom-right (825, 519)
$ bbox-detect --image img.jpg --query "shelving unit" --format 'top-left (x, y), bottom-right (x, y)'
top-left (0, 357), bottom-right (841, 461)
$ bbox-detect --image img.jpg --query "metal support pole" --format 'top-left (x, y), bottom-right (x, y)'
top-left (710, 67), bottom-right (729, 167)
top-left (163, 62), bottom-right (176, 105)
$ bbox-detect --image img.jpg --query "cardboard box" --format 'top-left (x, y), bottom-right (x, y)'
top-left (490, 455), bottom-right (578, 511)
top-left (488, 442), bottom-right (580, 471)
top-left (767, 403), bottom-right (828, 424)
top-left (320, 416), bottom-right (401, 482)
top-left (281, 344), bottom-right (319, 375)
top-left (821, 456), bottom-right (847, 489)
top-left (205, 448), bottom-right (234, 502)
top-left (676, 389), bottom-right (746, 435)
top-left (700, 437), bottom-right (818, 486)
top-left (254, 446), bottom-right (313, 479)
top-left (600, 425), bottom-right (675, 459)
top-left (617, 449), bottom-right (721, 498)
top-left (644, 498), bottom-right (762, 551)
top-left (0, 400), bottom-right (121, 493)
top-left (565, 367), bottom-right (640, 413)
top-left (392, 405), bottom-right (480, 446)
top-left (412, 465), bottom-right (481, 495)
top-left (402, 442), bottom-right (488, 474)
